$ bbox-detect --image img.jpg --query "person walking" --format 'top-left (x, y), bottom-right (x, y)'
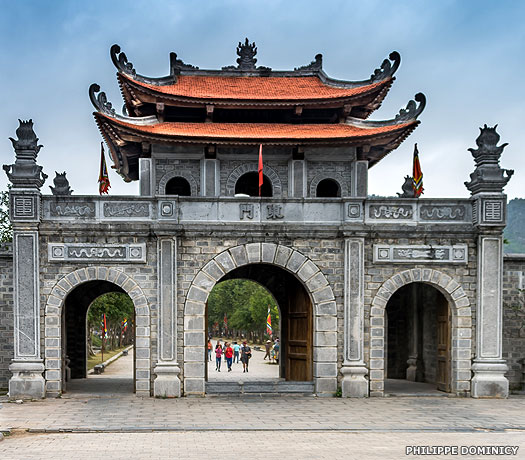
top-left (264, 340), bottom-right (271, 360)
top-left (207, 339), bottom-right (212, 361)
top-left (240, 341), bottom-right (252, 373)
top-left (225, 342), bottom-right (233, 372)
top-left (233, 342), bottom-right (240, 363)
top-left (215, 343), bottom-right (223, 371)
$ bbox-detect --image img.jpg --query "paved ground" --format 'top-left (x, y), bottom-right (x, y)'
top-left (2, 351), bottom-right (525, 458)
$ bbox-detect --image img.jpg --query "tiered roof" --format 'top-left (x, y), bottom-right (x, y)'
top-left (91, 39), bottom-right (425, 181)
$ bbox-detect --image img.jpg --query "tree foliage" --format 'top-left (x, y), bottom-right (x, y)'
top-left (207, 279), bottom-right (279, 341)
top-left (87, 292), bottom-right (134, 352)
top-left (0, 188), bottom-right (12, 244)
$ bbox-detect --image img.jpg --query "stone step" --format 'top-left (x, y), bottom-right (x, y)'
top-left (206, 380), bottom-right (314, 394)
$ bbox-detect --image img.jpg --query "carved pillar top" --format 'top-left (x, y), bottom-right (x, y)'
top-left (3, 119), bottom-right (47, 190)
top-left (465, 125), bottom-right (513, 195)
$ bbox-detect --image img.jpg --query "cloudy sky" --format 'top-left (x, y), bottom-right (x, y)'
top-left (0, 0), bottom-right (523, 199)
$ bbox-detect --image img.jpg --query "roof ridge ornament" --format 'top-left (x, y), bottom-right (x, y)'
top-left (394, 93), bottom-right (426, 123)
top-left (110, 44), bottom-right (136, 77)
top-left (169, 52), bottom-right (199, 74)
top-left (294, 54), bottom-right (323, 72)
top-left (89, 84), bottom-right (116, 116)
top-left (222, 38), bottom-right (271, 72)
top-left (370, 51), bottom-right (401, 82)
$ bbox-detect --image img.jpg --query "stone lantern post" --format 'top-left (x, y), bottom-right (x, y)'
top-left (465, 125), bottom-right (513, 398)
top-left (3, 119), bottom-right (47, 399)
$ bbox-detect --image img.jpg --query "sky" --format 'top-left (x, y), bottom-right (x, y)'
top-left (0, 0), bottom-right (523, 199)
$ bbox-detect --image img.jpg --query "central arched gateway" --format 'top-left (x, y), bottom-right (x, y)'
top-left (183, 243), bottom-right (338, 396)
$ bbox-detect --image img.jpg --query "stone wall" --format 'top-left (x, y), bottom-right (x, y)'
top-left (0, 244), bottom-right (13, 390)
top-left (502, 254), bottom-right (525, 391)
top-left (155, 158), bottom-right (201, 195)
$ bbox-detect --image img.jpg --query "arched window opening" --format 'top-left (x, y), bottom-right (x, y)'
top-left (316, 178), bottom-right (341, 198)
top-left (235, 172), bottom-right (272, 197)
top-left (165, 177), bottom-right (191, 196)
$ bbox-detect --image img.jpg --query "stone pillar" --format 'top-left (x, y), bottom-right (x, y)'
top-left (341, 237), bottom-right (369, 397)
top-left (139, 158), bottom-right (153, 196)
top-left (288, 159), bottom-right (306, 197)
top-left (153, 237), bottom-right (181, 397)
top-left (471, 234), bottom-right (508, 397)
top-left (201, 158), bottom-right (220, 196)
top-left (352, 160), bottom-right (368, 197)
top-left (3, 120), bottom-right (47, 400)
top-left (465, 125), bottom-right (513, 398)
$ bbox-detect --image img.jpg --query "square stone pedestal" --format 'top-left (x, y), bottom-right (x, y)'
top-left (153, 363), bottom-right (181, 398)
top-left (8, 361), bottom-right (45, 400)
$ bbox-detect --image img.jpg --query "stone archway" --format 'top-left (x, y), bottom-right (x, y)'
top-left (183, 243), bottom-right (337, 395)
top-left (158, 170), bottom-right (198, 196)
top-left (369, 268), bottom-right (472, 396)
top-left (225, 164), bottom-right (282, 197)
top-left (43, 267), bottom-right (151, 397)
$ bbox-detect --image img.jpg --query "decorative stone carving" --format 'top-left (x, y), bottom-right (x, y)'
top-left (110, 44), bottom-right (137, 77)
top-left (369, 204), bottom-right (413, 219)
top-left (3, 119), bottom-right (47, 189)
top-left (222, 38), bottom-right (271, 71)
top-left (294, 54), bottom-right (323, 71)
top-left (483, 200), bottom-right (503, 222)
top-left (397, 175), bottom-right (415, 198)
top-left (103, 202), bottom-right (150, 218)
top-left (370, 51), bottom-right (401, 81)
top-left (48, 243), bottom-right (146, 263)
top-left (465, 124), bottom-right (514, 194)
top-left (12, 195), bottom-right (37, 220)
top-left (347, 203), bottom-right (361, 219)
top-left (50, 172), bottom-right (73, 195)
top-left (373, 244), bottom-right (468, 264)
top-left (49, 202), bottom-right (95, 218)
top-left (394, 93), bottom-right (426, 124)
top-left (419, 205), bottom-right (466, 221)
top-left (159, 201), bottom-right (176, 218)
top-left (89, 84), bottom-right (116, 116)
top-left (169, 52), bottom-right (198, 73)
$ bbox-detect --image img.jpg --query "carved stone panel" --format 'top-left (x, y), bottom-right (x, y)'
top-left (103, 202), bottom-right (151, 218)
top-left (373, 244), bottom-right (468, 264)
top-left (419, 205), bottom-right (467, 221)
top-left (483, 200), bottom-right (503, 223)
top-left (368, 204), bottom-right (413, 220)
top-left (48, 243), bottom-right (146, 263)
top-left (49, 201), bottom-right (95, 218)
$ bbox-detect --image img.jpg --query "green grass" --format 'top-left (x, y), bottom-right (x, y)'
top-left (87, 346), bottom-right (128, 370)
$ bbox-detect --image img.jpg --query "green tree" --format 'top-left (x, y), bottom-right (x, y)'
top-left (0, 188), bottom-right (12, 244)
top-left (87, 292), bottom-right (134, 353)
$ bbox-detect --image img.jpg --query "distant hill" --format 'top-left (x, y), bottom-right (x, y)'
top-left (504, 198), bottom-right (525, 254)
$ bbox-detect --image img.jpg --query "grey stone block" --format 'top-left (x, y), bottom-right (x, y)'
top-left (261, 243), bottom-right (277, 263)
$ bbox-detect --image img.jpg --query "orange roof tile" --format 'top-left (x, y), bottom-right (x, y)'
top-left (98, 115), bottom-right (415, 142)
top-left (121, 74), bottom-right (390, 102)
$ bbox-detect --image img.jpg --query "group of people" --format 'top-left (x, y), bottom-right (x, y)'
top-left (263, 338), bottom-right (280, 363)
top-left (208, 339), bottom-right (252, 373)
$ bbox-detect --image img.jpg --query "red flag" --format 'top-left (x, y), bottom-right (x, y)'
top-left (103, 313), bottom-right (107, 339)
top-left (266, 306), bottom-right (272, 336)
top-left (258, 144), bottom-right (263, 197)
top-left (412, 143), bottom-right (423, 198)
top-left (98, 142), bottom-right (111, 195)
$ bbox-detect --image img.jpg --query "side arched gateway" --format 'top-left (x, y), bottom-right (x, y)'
top-left (370, 268), bottom-right (472, 396)
top-left (183, 243), bottom-right (337, 395)
top-left (43, 267), bottom-right (151, 397)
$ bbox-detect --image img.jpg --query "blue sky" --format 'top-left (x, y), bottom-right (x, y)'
top-left (0, 0), bottom-right (523, 198)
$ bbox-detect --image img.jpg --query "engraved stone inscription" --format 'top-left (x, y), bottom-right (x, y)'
top-left (49, 243), bottom-right (146, 263)
top-left (239, 204), bottom-right (254, 220)
top-left (266, 204), bottom-right (284, 220)
top-left (374, 244), bottom-right (468, 263)
top-left (103, 202), bottom-right (150, 218)
top-left (483, 200), bottom-right (503, 222)
top-left (50, 202), bottom-right (95, 218)
top-left (420, 205), bottom-right (466, 221)
top-left (369, 204), bottom-right (412, 219)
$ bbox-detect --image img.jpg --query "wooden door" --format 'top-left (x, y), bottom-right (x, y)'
top-left (436, 297), bottom-right (451, 392)
top-left (285, 284), bottom-right (312, 381)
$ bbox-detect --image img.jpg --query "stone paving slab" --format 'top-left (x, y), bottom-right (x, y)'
top-left (1, 431), bottom-right (524, 460)
top-left (1, 396), bottom-right (525, 433)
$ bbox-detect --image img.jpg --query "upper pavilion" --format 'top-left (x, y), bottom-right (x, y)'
top-left (90, 39), bottom-right (425, 182)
